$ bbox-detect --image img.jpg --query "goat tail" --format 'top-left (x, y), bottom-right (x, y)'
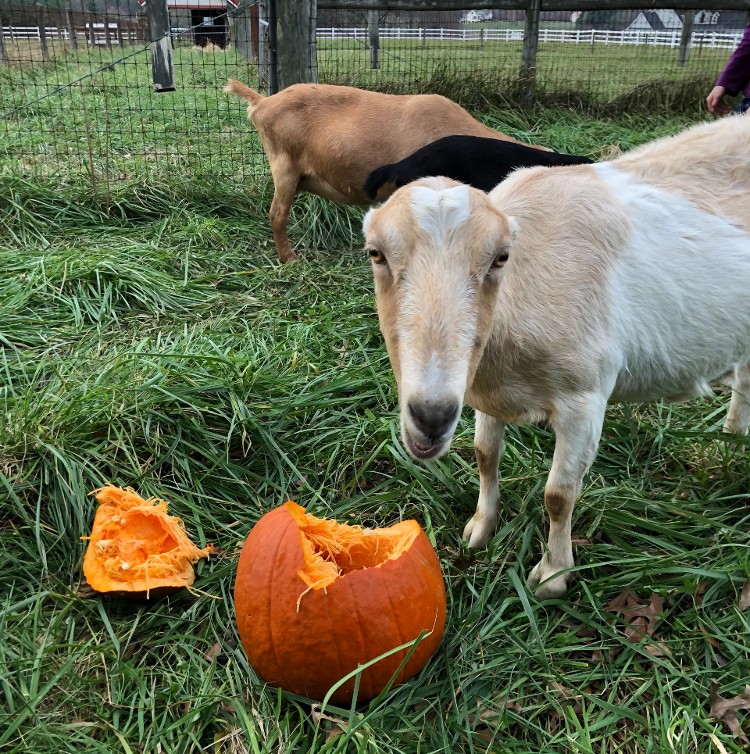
top-left (224, 78), bottom-right (264, 107)
top-left (363, 165), bottom-right (394, 201)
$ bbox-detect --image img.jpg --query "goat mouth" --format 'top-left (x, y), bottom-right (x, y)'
top-left (403, 427), bottom-right (446, 461)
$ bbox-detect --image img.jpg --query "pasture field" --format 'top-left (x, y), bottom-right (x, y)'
top-left (1, 65), bottom-right (750, 754)
top-left (0, 37), bottom-right (729, 190)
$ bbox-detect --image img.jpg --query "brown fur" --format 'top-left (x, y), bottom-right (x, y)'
top-left (225, 79), bottom-right (545, 262)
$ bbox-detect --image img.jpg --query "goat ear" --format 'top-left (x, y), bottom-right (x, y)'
top-left (362, 208), bottom-right (375, 237)
top-left (506, 216), bottom-right (519, 244)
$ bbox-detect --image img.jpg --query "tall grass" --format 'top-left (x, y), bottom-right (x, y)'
top-left (2, 107), bottom-right (749, 753)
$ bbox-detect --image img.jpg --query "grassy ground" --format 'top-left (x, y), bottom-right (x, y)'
top-left (1, 104), bottom-right (749, 752)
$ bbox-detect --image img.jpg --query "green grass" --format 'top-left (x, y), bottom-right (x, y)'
top-left (0, 36), bottom-right (731, 190)
top-left (1, 102), bottom-right (749, 752)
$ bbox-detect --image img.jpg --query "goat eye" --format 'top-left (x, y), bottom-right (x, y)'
top-left (368, 248), bottom-right (387, 265)
top-left (491, 250), bottom-right (509, 269)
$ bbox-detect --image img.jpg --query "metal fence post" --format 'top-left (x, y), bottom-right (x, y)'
top-left (368, 9), bottom-right (379, 69)
top-left (268, 0), bottom-right (278, 93)
top-left (520, 0), bottom-right (540, 106)
top-left (309, 0), bottom-right (318, 82)
top-left (147, 0), bottom-right (176, 92)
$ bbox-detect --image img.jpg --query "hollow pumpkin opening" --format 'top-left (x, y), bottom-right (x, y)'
top-left (285, 501), bottom-right (421, 591)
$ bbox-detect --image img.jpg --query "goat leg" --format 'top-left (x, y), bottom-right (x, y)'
top-left (528, 393), bottom-right (606, 599)
top-left (463, 411), bottom-right (505, 548)
top-left (268, 157), bottom-right (300, 263)
top-left (724, 361), bottom-right (750, 435)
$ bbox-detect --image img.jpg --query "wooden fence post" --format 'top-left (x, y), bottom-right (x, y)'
top-left (0, 17), bottom-right (7, 64)
top-left (36, 4), bottom-right (50, 61)
top-left (520, 0), bottom-right (540, 105)
top-left (104, 11), bottom-right (112, 49)
top-left (146, 0), bottom-right (176, 91)
top-left (87, 13), bottom-right (96, 46)
top-left (66, 6), bottom-right (78, 52)
top-left (275, 0), bottom-right (316, 88)
top-left (232, 2), bottom-right (253, 61)
top-left (677, 9), bottom-right (694, 66)
top-left (368, 9), bottom-right (379, 69)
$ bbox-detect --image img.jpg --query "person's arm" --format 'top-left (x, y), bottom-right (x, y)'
top-left (707, 24), bottom-right (750, 114)
top-left (716, 23), bottom-right (750, 96)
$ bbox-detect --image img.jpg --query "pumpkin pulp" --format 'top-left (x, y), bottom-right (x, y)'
top-left (284, 501), bottom-right (421, 592)
top-left (83, 485), bottom-right (214, 594)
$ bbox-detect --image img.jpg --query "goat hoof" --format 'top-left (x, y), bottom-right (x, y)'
top-left (278, 252), bottom-right (300, 264)
top-left (462, 514), bottom-right (496, 549)
top-left (527, 560), bottom-right (570, 599)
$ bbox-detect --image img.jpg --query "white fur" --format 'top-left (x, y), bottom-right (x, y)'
top-left (366, 116), bottom-right (750, 601)
top-left (410, 184), bottom-right (471, 243)
top-left (600, 167), bottom-right (750, 402)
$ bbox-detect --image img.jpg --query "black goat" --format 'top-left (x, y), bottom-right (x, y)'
top-left (363, 135), bottom-right (594, 200)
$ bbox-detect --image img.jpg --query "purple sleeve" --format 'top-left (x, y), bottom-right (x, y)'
top-left (716, 23), bottom-right (750, 97)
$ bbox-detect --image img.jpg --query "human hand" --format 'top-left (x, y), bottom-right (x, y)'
top-left (706, 85), bottom-right (731, 116)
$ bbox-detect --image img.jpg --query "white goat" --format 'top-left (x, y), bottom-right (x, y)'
top-left (362, 115), bottom-right (750, 598)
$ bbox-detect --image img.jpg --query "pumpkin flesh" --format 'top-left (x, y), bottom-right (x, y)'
top-left (234, 502), bottom-right (446, 704)
top-left (83, 485), bottom-right (214, 596)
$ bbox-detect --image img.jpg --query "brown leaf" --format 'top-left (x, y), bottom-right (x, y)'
top-left (709, 681), bottom-right (750, 742)
top-left (606, 587), bottom-right (669, 654)
top-left (204, 642), bottom-right (222, 661)
top-left (477, 693), bottom-right (523, 723)
top-left (739, 580), bottom-right (750, 612)
top-left (326, 724), bottom-right (345, 743)
top-left (470, 692), bottom-right (523, 745)
top-left (549, 682), bottom-right (583, 712)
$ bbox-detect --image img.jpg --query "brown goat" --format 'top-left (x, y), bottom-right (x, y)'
top-left (225, 79), bottom-right (541, 262)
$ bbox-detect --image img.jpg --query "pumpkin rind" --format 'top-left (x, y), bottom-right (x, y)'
top-left (83, 485), bottom-right (214, 596)
top-left (234, 502), bottom-right (446, 704)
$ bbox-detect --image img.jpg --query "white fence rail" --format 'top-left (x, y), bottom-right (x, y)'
top-left (315, 26), bottom-right (744, 49)
top-left (1, 23), bottom-right (124, 45)
top-left (2, 24), bottom-right (744, 51)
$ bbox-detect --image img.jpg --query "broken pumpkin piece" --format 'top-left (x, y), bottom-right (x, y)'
top-left (82, 484), bottom-right (214, 597)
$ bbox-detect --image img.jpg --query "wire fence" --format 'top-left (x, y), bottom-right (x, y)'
top-left (0, 1), bottom-right (746, 192)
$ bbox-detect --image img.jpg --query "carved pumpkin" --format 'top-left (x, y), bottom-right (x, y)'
top-left (234, 501), bottom-right (446, 704)
top-left (83, 485), bottom-right (214, 597)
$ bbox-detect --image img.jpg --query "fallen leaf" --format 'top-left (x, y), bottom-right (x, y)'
top-left (739, 580), bottom-right (750, 612)
top-left (471, 692), bottom-right (523, 744)
top-left (204, 642), bottom-right (222, 661)
top-left (326, 724), bottom-right (345, 743)
top-left (606, 587), bottom-right (670, 655)
top-left (709, 681), bottom-right (750, 742)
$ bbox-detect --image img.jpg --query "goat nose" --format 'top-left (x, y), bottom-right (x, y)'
top-left (407, 399), bottom-right (459, 440)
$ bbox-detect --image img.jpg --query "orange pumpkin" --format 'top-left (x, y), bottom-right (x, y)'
top-left (83, 485), bottom-right (214, 597)
top-left (234, 501), bottom-right (446, 704)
